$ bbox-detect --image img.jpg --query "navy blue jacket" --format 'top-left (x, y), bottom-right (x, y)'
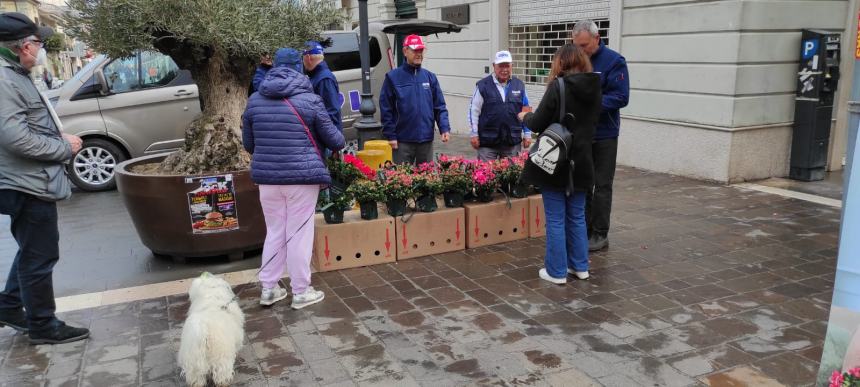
top-left (251, 64), bottom-right (271, 93)
top-left (242, 67), bottom-right (345, 185)
top-left (476, 75), bottom-right (526, 146)
top-left (379, 62), bottom-right (450, 143)
top-left (590, 42), bottom-right (629, 141)
top-left (308, 62), bottom-right (343, 133)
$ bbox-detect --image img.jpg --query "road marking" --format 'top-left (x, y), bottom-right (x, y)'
top-left (55, 268), bottom-right (283, 313)
top-left (733, 183), bottom-right (842, 209)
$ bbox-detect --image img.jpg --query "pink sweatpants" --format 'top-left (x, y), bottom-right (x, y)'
top-left (257, 184), bottom-right (319, 294)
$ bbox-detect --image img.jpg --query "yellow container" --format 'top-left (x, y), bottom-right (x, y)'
top-left (363, 140), bottom-right (393, 162)
top-left (356, 149), bottom-right (387, 171)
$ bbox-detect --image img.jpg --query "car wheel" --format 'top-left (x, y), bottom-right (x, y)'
top-left (68, 138), bottom-right (127, 191)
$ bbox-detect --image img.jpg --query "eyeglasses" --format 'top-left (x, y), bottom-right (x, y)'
top-left (26, 39), bottom-right (44, 48)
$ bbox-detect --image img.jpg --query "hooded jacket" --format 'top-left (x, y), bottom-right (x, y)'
top-left (590, 42), bottom-right (629, 140)
top-left (0, 52), bottom-right (73, 201)
top-left (522, 73), bottom-right (602, 192)
top-left (242, 67), bottom-right (344, 186)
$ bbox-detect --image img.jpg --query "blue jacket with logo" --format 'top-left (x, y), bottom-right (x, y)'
top-left (379, 62), bottom-right (450, 143)
top-left (308, 61), bottom-right (343, 133)
top-left (476, 75), bottom-right (527, 146)
top-left (590, 41), bottom-right (630, 141)
top-left (242, 67), bottom-right (344, 185)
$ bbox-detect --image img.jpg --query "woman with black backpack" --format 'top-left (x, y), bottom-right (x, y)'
top-left (517, 44), bottom-right (602, 285)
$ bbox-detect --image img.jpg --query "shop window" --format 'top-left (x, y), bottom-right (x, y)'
top-left (509, 19), bottom-right (609, 85)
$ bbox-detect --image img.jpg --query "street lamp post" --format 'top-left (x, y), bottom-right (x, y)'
top-left (354, 0), bottom-right (383, 150)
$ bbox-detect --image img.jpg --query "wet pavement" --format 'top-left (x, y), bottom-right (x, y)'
top-left (755, 170), bottom-right (844, 201)
top-left (0, 158), bottom-right (842, 386)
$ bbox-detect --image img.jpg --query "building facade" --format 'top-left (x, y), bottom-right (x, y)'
top-left (344, 0), bottom-right (852, 183)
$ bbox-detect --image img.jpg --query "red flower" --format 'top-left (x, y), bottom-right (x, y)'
top-left (831, 370), bottom-right (845, 387)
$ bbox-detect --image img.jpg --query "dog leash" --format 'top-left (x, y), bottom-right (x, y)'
top-left (255, 210), bottom-right (315, 290)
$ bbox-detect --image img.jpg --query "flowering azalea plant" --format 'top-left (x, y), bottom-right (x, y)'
top-left (437, 158), bottom-right (472, 195)
top-left (413, 162), bottom-right (444, 197)
top-left (327, 155), bottom-right (372, 186)
top-left (343, 154), bottom-right (376, 180)
top-left (317, 189), bottom-right (352, 211)
top-left (380, 167), bottom-right (414, 201)
top-left (346, 179), bottom-right (385, 204)
top-left (831, 367), bottom-right (860, 387)
top-left (472, 160), bottom-right (499, 200)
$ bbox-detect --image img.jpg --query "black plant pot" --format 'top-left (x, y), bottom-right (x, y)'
top-left (443, 191), bottom-right (464, 208)
top-left (323, 207), bottom-right (345, 224)
top-left (386, 199), bottom-right (407, 216)
top-left (476, 189), bottom-right (494, 203)
top-left (510, 183), bottom-right (529, 198)
top-left (417, 195), bottom-right (438, 212)
top-left (359, 201), bottom-right (378, 220)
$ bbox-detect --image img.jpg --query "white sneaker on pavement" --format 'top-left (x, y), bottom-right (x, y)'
top-left (539, 268), bottom-right (567, 285)
top-left (567, 268), bottom-right (590, 280)
top-left (291, 287), bottom-right (325, 309)
top-left (260, 287), bottom-right (288, 306)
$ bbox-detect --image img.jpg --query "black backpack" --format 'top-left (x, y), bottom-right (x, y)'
top-left (526, 78), bottom-right (575, 191)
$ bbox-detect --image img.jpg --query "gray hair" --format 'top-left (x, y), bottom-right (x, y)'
top-left (572, 20), bottom-right (599, 38)
top-left (0, 35), bottom-right (37, 51)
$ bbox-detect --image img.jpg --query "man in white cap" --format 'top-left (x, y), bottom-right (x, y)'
top-left (468, 50), bottom-right (532, 160)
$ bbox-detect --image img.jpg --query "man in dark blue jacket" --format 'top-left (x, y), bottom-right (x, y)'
top-left (380, 35), bottom-right (451, 165)
top-left (572, 20), bottom-right (630, 252)
top-left (303, 41), bottom-right (342, 134)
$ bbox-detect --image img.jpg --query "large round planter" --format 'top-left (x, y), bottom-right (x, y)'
top-left (115, 154), bottom-right (265, 261)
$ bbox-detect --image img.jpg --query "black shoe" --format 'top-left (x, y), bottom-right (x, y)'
top-left (29, 322), bottom-right (89, 345)
top-left (0, 309), bottom-right (28, 333)
top-left (588, 234), bottom-right (608, 252)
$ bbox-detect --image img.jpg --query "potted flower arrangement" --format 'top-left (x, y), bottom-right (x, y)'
top-left (472, 161), bottom-right (499, 203)
top-left (830, 367), bottom-right (860, 387)
top-left (499, 152), bottom-right (529, 198)
top-left (326, 154), bottom-right (374, 194)
top-left (346, 179), bottom-right (384, 220)
top-left (318, 189), bottom-right (352, 224)
top-left (413, 162), bottom-right (443, 212)
top-left (380, 167), bottom-right (414, 216)
top-left (437, 155), bottom-right (471, 208)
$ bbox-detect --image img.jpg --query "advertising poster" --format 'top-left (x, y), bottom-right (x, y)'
top-left (818, 121), bottom-right (860, 385)
top-left (187, 174), bottom-right (240, 234)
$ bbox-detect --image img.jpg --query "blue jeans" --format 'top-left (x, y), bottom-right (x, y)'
top-left (0, 190), bottom-right (61, 331)
top-left (542, 189), bottom-right (588, 278)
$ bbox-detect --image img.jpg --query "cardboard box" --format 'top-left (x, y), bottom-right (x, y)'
top-left (395, 206), bottom-right (465, 260)
top-left (312, 210), bottom-right (395, 272)
top-left (528, 195), bottom-right (545, 238)
top-left (464, 197), bottom-right (529, 248)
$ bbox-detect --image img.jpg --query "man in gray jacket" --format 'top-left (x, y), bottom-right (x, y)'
top-left (0, 12), bottom-right (89, 344)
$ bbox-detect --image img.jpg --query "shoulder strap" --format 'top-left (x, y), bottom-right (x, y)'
top-left (557, 77), bottom-right (565, 123)
top-left (283, 98), bottom-right (323, 160)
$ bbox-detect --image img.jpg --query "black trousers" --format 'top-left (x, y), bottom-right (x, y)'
top-left (393, 141), bottom-right (434, 165)
top-left (586, 138), bottom-right (618, 238)
top-left (0, 190), bottom-right (61, 331)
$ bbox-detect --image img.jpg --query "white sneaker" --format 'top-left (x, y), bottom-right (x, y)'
top-left (291, 287), bottom-right (325, 309)
top-left (567, 268), bottom-right (590, 280)
top-left (260, 287), bottom-right (288, 306)
top-left (539, 268), bottom-right (567, 285)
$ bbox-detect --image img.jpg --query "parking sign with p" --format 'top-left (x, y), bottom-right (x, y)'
top-left (802, 39), bottom-right (818, 60)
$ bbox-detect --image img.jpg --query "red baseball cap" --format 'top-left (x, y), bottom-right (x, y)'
top-left (403, 35), bottom-right (425, 51)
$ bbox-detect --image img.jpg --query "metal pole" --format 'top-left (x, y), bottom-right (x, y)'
top-left (354, 0), bottom-right (383, 150)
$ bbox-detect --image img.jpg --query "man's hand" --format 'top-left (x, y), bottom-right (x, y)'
top-left (441, 132), bottom-right (450, 143)
top-left (388, 140), bottom-right (398, 150)
top-left (517, 111), bottom-right (528, 122)
top-left (470, 136), bottom-right (480, 150)
top-left (63, 133), bottom-right (82, 154)
top-left (522, 137), bottom-right (532, 148)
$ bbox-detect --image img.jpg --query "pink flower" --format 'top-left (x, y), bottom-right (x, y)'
top-left (849, 367), bottom-right (860, 378)
top-left (831, 370), bottom-right (845, 387)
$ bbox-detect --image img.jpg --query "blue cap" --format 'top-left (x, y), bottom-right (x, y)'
top-left (274, 48), bottom-right (302, 73)
top-left (303, 41), bottom-right (324, 55)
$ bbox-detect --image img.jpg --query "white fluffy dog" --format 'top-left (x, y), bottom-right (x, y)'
top-left (178, 272), bottom-right (245, 387)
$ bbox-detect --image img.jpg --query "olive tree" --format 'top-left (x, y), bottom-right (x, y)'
top-left (64, 0), bottom-right (343, 174)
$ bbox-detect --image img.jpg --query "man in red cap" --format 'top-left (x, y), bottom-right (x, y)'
top-left (379, 34), bottom-right (450, 165)
top-left (0, 12), bottom-right (89, 344)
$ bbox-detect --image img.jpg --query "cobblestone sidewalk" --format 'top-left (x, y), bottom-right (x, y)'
top-left (0, 166), bottom-right (840, 386)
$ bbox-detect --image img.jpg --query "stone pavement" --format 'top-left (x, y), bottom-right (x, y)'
top-left (0, 164), bottom-right (841, 386)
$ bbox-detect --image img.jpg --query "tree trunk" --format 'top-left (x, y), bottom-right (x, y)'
top-left (159, 48), bottom-right (253, 175)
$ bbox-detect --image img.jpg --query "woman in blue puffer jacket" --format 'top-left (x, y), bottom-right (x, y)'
top-left (242, 48), bottom-right (344, 309)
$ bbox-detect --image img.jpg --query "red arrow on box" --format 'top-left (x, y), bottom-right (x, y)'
top-left (324, 236), bottom-right (330, 260)
top-left (521, 208), bottom-right (526, 228)
top-left (401, 224), bottom-right (408, 249)
top-left (385, 228), bottom-right (391, 253)
top-left (535, 206), bottom-right (540, 228)
top-left (474, 216), bottom-right (479, 238)
top-left (455, 218), bottom-right (461, 241)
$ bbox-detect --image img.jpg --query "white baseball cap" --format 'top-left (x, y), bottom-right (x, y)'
top-left (494, 50), bottom-right (513, 64)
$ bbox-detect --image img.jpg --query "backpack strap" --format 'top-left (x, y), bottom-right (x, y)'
top-left (557, 77), bottom-right (565, 123)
